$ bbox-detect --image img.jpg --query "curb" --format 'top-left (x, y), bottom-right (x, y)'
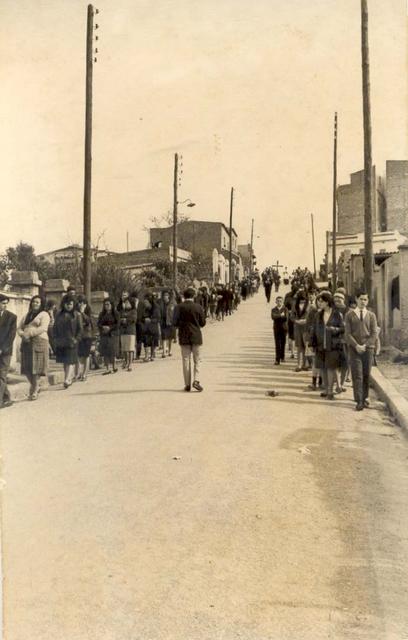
top-left (370, 367), bottom-right (408, 433)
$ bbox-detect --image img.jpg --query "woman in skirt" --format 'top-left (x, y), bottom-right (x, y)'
top-left (76, 296), bottom-right (96, 382)
top-left (291, 291), bottom-right (309, 372)
top-left (160, 290), bottom-right (176, 357)
top-left (17, 295), bottom-right (50, 400)
top-left (311, 291), bottom-right (344, 401)
top-left (97, 298), bottom-right (119, 374)
top-left (117, 292), bottom-right (137, 371)
top-left (54, 295), bottom-right (83, 388)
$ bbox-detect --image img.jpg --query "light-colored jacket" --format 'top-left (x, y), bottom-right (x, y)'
top-left (18, 311), bottom-right (50, 342)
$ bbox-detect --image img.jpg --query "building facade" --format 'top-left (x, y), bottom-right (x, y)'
top-left (385, 160), bottom-right (408, 235)
top-left (150, 221), bottom-right (243, 284)
top-left (337, 167), bottom-right (385, 235)
top-left (103, 247), bottom-right (191, 277)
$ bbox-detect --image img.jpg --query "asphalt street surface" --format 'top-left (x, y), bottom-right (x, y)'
top-left (1, 289), bottom-right (408, 640)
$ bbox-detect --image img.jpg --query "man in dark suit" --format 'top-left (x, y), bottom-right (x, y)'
top-left (271, 295), bottom-right (288, 365)
top-left (173, 287), bottom-right (206, 392)
top-left (0, 294), bottom-right (17, 409)
top-left (345, 290), bottom-right (377, 411)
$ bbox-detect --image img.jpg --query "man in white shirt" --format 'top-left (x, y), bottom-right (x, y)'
top-left (344, 291), bottom-right (377, 411)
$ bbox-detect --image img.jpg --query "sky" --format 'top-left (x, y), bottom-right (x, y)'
top-left (1, 0), bottom-right (407, 272)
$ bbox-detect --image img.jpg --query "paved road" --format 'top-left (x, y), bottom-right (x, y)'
top-left (2, 290), bottom-right (408, 640)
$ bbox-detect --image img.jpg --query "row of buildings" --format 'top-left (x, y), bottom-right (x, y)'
top-left (38, 220), bottom-right (256, 285)
top-left (324, 159), bottom-right (408, 348)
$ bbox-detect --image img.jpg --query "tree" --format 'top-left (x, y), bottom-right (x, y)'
top-left (143, 210), bottom-right (191, 234)
top-left (91, 255), bottom-right (140, 302)
top-left (5, 242), bottom-right (38, 271)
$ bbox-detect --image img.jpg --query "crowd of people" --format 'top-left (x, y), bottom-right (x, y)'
top-left (1, 263), bottom-right (379, 412)
top-left (270, 268), bottom-right (380, 412)
top-left (0, 276), bottom-right (261, 407)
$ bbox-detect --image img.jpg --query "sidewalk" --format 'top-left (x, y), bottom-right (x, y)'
top-left (370, 349), bottom-right (408, 433)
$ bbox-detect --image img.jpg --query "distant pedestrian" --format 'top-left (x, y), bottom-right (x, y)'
top-left (142, 292), bottom-right (161, 361)
top-left (18, 295), bottom-right (50, 400)
top-left (160, 290), bottom-right (176, 357)
top-left (208, 288), bottom-right (218, 320)
top-left (271, 296), bottom-right (287, 365)
top-left (173, 287), bottom-right (206, 392)
top-left (54, 295), bottom-right (83, 388)
top-left (76, 296), bottom-right (96, 381)
top-left (344, 291), bottom-right (378, 411)
top-left (98, 298), bottom-right (120, 375)
top-left (0, 293), bottom-right (17, 409)
top-left (264, 276), bottom-right (272, 303)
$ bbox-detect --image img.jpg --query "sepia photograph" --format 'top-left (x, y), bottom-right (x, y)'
top-left (1, 1), bottom-right (408, 638)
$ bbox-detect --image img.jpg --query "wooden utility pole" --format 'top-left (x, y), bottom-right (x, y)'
top-left (172, 153), bottom-right (179, 289)
top-left (249, 218), bottom-right (254, 275)
top-left (83, 4), bottom-right (95, 301)
top-left (228, 187), bottom-right (234, 284)
top-left (311, 213), bottom-right (317, 278)
top-left (361, 0), bottom-right (374, 298)
top-left (331, 112), bottom-right (338, 292)
top-left (126, 231), bottom-right (129, 253)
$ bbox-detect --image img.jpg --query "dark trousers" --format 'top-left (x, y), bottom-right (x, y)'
top-left (265, 286), bottom-right (271, 303)
top-left (274, 326), bottom-right (286, 363)
top-left (0, 353), bottom-right (11, 406)
top-left (136, 322), bottom-right (143, 358)
top-left (349, 348), bottom-right (373, 404)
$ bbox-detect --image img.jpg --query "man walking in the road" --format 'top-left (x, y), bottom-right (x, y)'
top-left (271, 295), bottom-right (287, 365)
top-left (0, 294), bottom-right (17, 409)
top-left (173, 287), bottom-right (206, 392)
top-left (345, 291), bottom-right (377, 411)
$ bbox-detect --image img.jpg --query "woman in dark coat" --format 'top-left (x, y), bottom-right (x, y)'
top-left (98, 298), bottom-right (119, 374)
top-left (142, 292), bottom-right (161, 361)
top-left (311, 291), bottom-right (345, 401)
top-left (76, 296), bottom-right (96, 382)
top-left (117, 292), bottom-right (137, 371)
top-left (54, 295), bottom-right (83, 388)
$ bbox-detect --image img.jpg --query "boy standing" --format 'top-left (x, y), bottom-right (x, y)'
top-left (271, 296), bottom-right (288, 365)
top-left (344, 291), bottom-right (377, 411)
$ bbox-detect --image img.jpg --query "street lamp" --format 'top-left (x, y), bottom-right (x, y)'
top-left (172, 153), bottom-right (196, 288)
top-left (178, 198), bottom-right (196, 208)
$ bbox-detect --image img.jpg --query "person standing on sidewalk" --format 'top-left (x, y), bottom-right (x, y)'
top-left (173, 287), bottom-right (206, 392)
top-left (98, 298), bottom-right (120, 375)
top-left (311, 292), bottom-right (344, 401)
top-left (0, 294), bottom-right (17, 409)
top-left (76, 296), bottom-right (96, 381)
top-left (271, 295), bottom-right (287, 365)
top-left (18, 295), bottom-right (50, 400)
top-left (54, 295), bottom-right (83, 389)
top-left (344, 291), bottom-right (378, 411)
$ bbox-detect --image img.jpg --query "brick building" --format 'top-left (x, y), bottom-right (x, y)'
top-left (385, 160), bottom-right (408, 234)
top-left (104, 247), bottom-right (191, 276)
top-left (150, 220), bottom-right (242, 283)
top-left (337, 167), bottom-right (385, 234)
